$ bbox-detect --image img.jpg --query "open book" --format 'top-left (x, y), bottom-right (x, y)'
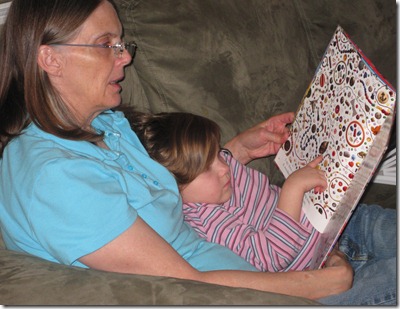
top-left (274, 26), bottom-right (396, 269)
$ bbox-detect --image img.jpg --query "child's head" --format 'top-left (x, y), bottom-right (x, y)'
top-left (128, 110), bottom-right (232, 204)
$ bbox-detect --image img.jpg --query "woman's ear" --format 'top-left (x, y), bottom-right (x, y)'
top-left (37, 45), bottom-right (63, 76)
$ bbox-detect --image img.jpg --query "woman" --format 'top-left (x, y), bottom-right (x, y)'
top-left (0, 0), bottom-right (395, 305)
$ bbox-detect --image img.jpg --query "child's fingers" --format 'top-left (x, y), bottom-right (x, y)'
top-left (313, 174), bottom-right (328, 193)
top-left (314, 185), bottom-right (327, 193)
top-left (307, 155), bottom-right (323, 168)
top-left (314, 184), bottom-right (326, 194)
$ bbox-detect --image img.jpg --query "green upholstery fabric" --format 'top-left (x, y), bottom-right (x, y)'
top-left (0, 0), bottom-right (396, 305)
top-left (0, 234), bottom-right (318, 305)
top-left (117, 0), bottom-right (396, 185)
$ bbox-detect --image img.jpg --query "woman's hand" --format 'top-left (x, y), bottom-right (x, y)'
top-left (224, 112), bottom-right (294, 165)
top-left (278, 250), bottom-right (353, 300)
top-left (320, 248), bottom-right (354, 294)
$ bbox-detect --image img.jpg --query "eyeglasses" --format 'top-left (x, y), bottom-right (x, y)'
top-left (50, 41), bottom-right (137, 58)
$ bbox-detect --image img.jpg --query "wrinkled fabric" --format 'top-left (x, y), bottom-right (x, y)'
top-left (117, 0), bottom-right (396, 186)
top-left (0, 0), bottom-right (396, 305)
top-left (0, 233), bottom-right (319, 305)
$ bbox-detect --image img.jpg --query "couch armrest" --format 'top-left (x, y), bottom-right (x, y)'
top-left (0, 246), bottom-right (319, 305)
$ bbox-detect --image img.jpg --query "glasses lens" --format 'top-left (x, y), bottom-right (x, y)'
top-left (126, 42), bottom-right (137, 57)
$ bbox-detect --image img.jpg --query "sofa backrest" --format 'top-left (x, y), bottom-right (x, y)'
top-left (0, 0), bottom-right (396, 182)
top-left (116, 0), bottom-right (396, 182)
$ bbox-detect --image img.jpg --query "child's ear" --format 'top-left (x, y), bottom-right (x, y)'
top-left (37, 45), bottom-right (63, 77)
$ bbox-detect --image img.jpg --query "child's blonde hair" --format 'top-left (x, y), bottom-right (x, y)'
top-left (126, 109), bottom-right (221, 186)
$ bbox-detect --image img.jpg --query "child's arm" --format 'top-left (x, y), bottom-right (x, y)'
top-left (277, 156), bottom-right (327, 222)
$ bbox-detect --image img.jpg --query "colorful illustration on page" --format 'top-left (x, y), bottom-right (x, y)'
top-left (274, 26), bottom-right (396, 232)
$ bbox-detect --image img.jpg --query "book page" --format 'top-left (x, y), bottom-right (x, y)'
top-left (274, 26), bottom-right (396, 233)
top-left (309, 112), bottom-right (394, 268)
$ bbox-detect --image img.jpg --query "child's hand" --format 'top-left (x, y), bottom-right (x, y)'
top-left (286, 156), bottom-right (327, 195)
top-left (278, 156), bottom-right (327, 222)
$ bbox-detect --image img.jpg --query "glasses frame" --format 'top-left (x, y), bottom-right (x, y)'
top-left (50, 41), bottom-right (137, 58)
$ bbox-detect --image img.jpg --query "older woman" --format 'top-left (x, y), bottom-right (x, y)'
top-left (0, 0), bottom-right (395, 305)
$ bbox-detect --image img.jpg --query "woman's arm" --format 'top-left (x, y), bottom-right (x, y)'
top-left (79, 216), bottom-right (353, 300)
top-left (224, 112), bottom-right (294, 165)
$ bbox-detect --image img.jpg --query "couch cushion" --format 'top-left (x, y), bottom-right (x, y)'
top-left (0, 243), bottom-right (319, 305)
top-left (118, 0), bottom-right (314, 184)
top-left (1, 224), bottom-right (320, 305)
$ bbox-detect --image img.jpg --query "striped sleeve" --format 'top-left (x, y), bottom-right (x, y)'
top-left (182, 152), bottom-right (320, 272)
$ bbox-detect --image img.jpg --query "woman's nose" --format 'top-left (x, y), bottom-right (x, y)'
top-left (119, 50), bottom-right (132, 66)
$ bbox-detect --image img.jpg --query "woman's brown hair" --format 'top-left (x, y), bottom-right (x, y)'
top-left (125, 109), bottom-right (221, 187)
top-left (0, 0), bottom-right (115, 156)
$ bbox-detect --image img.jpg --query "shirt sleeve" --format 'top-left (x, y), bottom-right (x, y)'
top-left (238, 208), bottom-right (319, 272)
top-left (184, 152), bottom-right (319, 272)
top-left (28, 156), bottom-right (138, 266)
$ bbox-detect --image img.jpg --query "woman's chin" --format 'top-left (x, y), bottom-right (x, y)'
top-left (107, 95), bottom-right (122, 109)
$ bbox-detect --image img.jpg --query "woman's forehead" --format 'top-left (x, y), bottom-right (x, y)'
top-left (75, 1), bottom-right (122, 41)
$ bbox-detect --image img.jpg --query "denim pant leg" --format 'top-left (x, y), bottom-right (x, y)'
top-left (318, 204), bottom-right (397, 305)
top-left (340, 204), bottom-right (396, 264)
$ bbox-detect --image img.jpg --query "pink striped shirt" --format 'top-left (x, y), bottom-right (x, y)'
top-left (182, 150), bottom-right (321, 272)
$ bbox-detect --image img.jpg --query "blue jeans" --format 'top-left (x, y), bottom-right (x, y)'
top-left (318, 204), bottom-right (397, 305)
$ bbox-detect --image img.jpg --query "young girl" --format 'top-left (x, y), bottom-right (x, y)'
top-left (128, 110), bottom-right (327, 272)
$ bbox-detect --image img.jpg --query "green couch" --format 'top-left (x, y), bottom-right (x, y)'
top-left (0, 0), bottom-right (396, 305)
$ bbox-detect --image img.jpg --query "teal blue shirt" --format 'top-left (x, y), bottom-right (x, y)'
top-left (0, 110), bottom-right (256, 271)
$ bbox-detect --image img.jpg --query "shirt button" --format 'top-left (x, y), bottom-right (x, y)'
top-left (153, 180), bottom-right (159, 186)
top-left (141, 173), bottom-right (147, 178)
top-left (127, 165), bottom-right (133, 171)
